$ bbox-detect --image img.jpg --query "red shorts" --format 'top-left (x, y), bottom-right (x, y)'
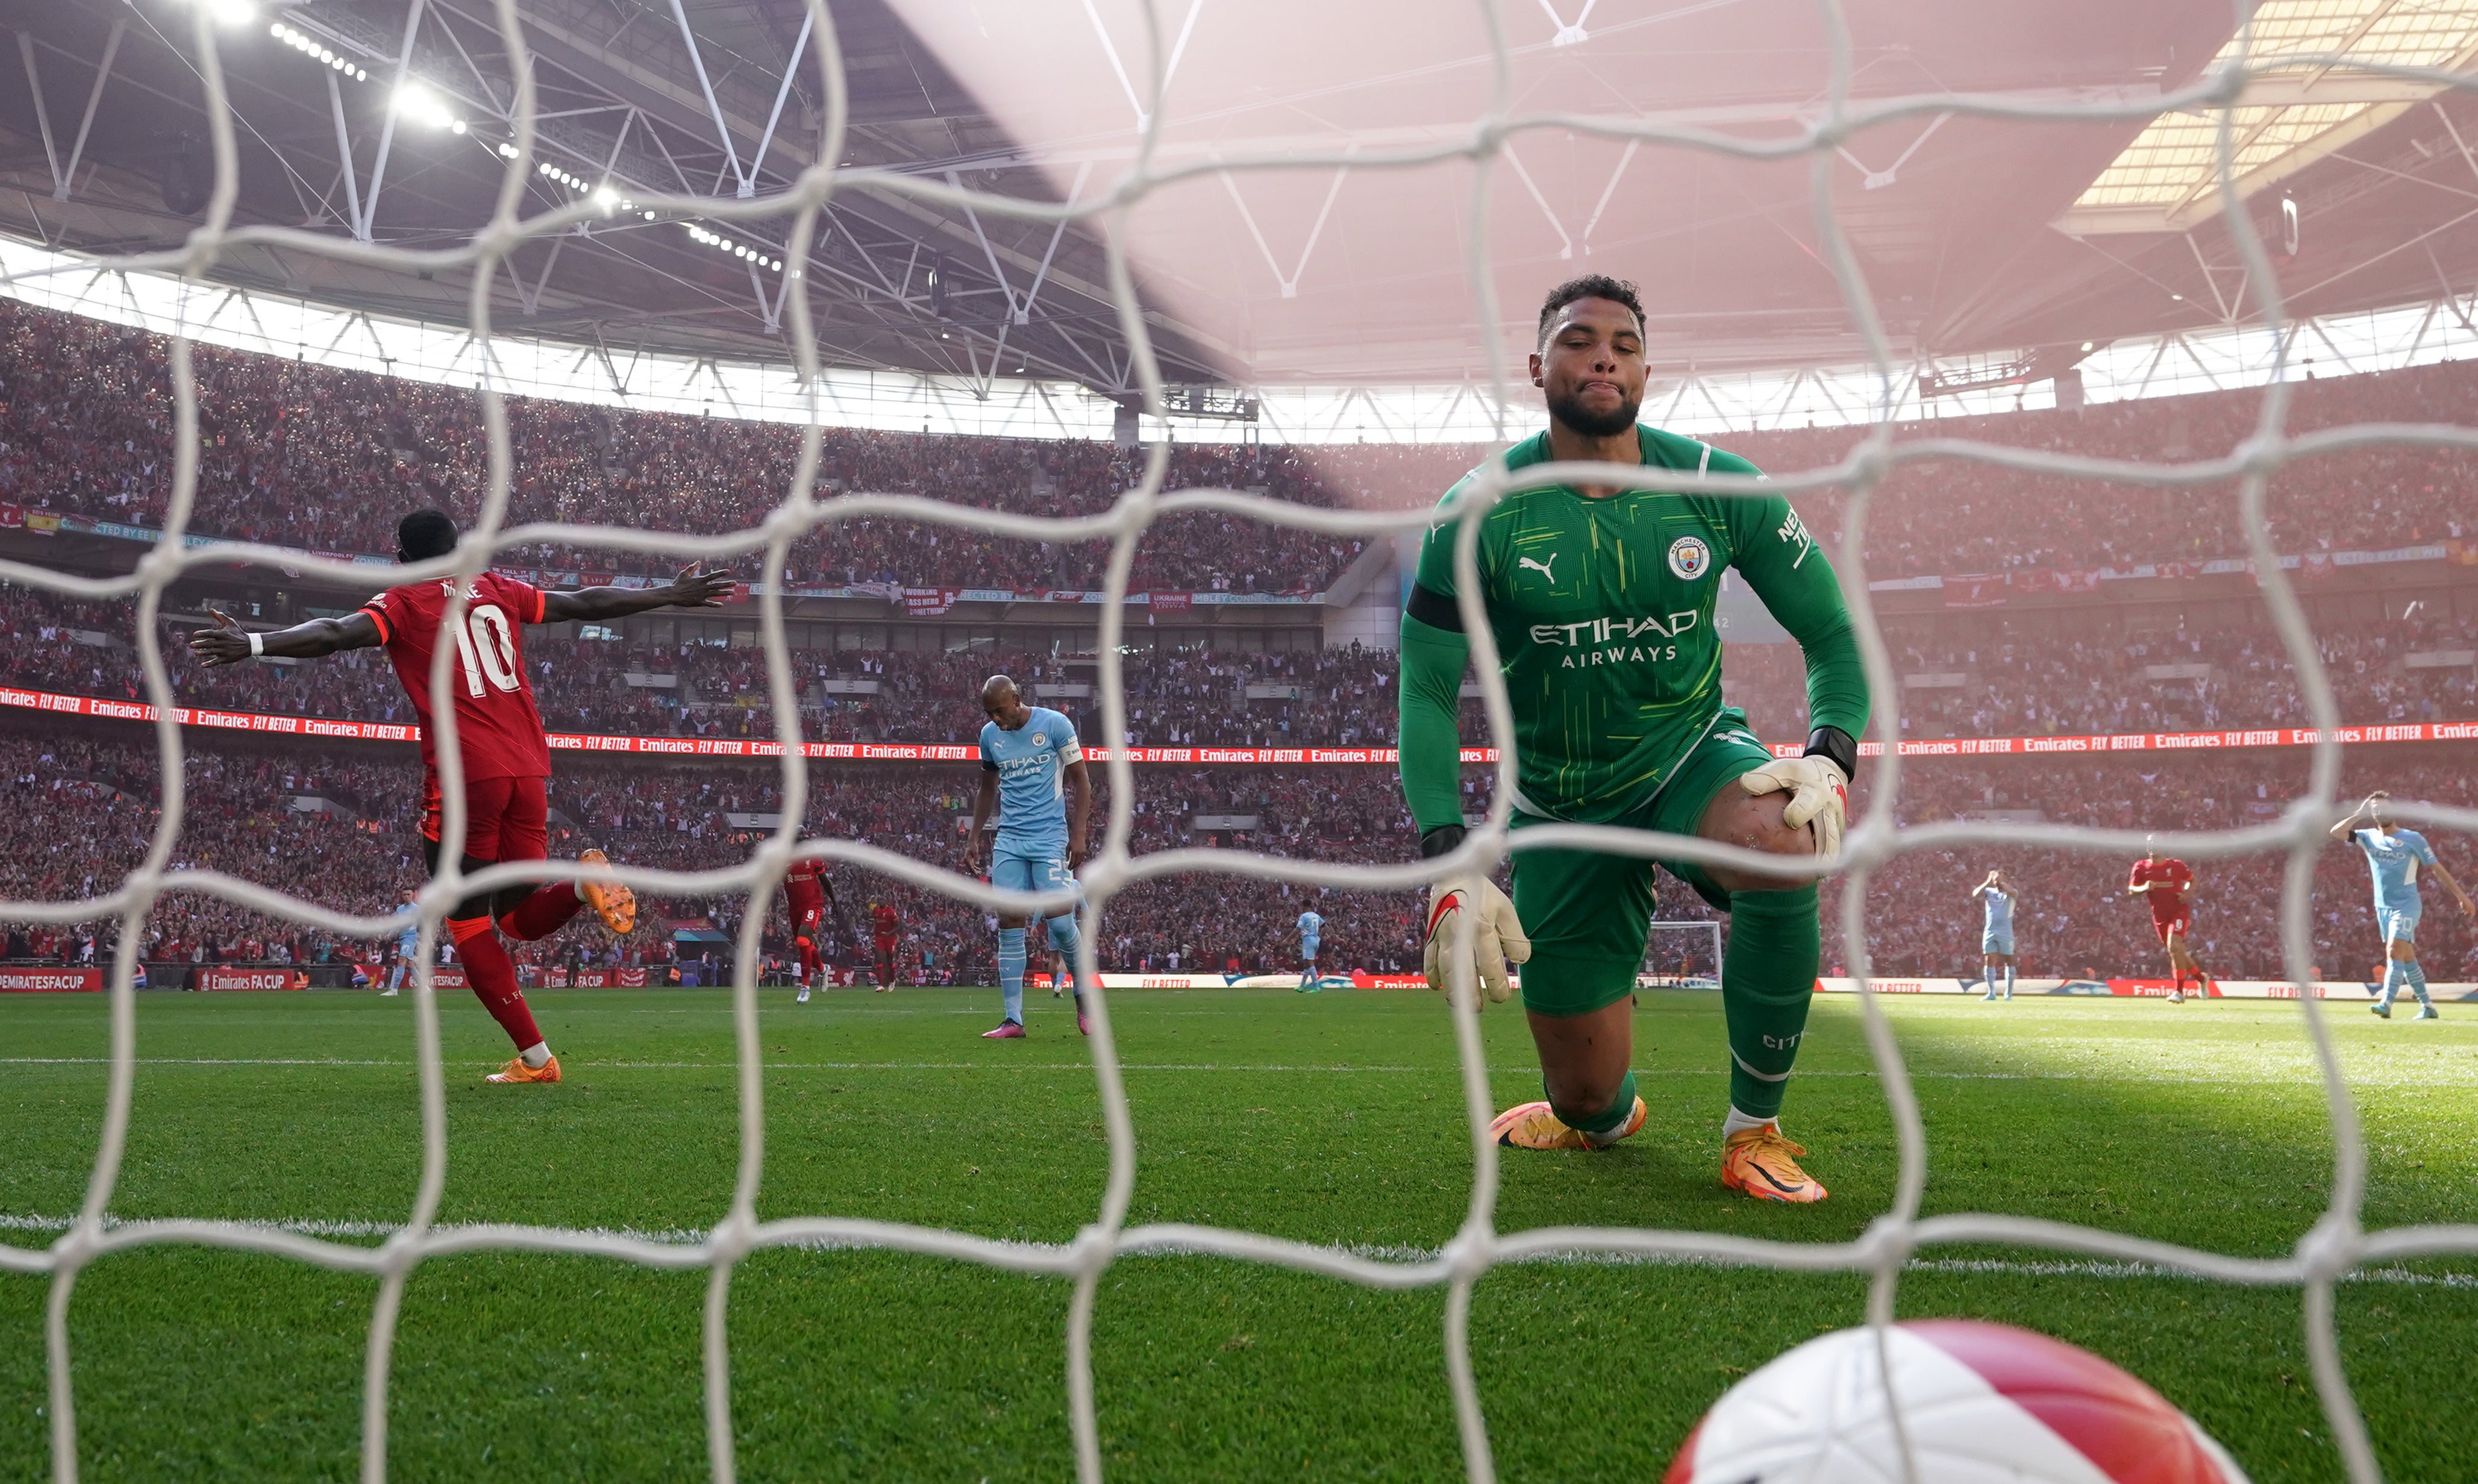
top-left (874, 936), bottom-right (898, 956)
top-left (2151, 911), bottom-right (2191, 946)
top-left (421, 774), bottom-right (549, 865)
top-left (795, 906), bottom-right (823, 932)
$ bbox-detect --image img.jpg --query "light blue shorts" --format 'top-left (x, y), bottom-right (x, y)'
top-left (1982, 933), bottom-right (2015, 957)
top-left (992, 846), bottom-right (1072, 897)
top-left (995, 847), bottom-right (1078, 947)
top-left (1301, 938), bottom-right (1320, 960)
top-left (2379, 907), bottom-right (2420, 945)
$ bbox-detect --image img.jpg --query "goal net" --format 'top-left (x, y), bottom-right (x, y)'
top-left (1640, 920), bottom-right (1723, 988)
top-left (1, 5), bottom-right (2469, 1484)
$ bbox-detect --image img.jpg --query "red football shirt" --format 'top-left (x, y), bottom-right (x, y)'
top-left (784, 859), bottom-right (827, 919)
top-left (360, 571), bottom-right (552, 781)
top-left (2129, 857), bottom-right (2194, 916)
top-left (871, 904), bottom-right (900, 941)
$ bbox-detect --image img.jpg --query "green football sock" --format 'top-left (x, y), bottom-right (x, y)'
top-left (1721, 883), bottom-right (1819, 1121)
top-left (1547, 1069), bottom-right (1638, 1139)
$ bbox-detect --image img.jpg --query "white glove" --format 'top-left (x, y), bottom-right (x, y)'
top-left (1738, 753), bottom-right (1850, 857)
top-left (1423, 875), bottom-right (1531, 1006)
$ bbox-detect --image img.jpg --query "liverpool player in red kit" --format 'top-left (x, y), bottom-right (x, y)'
top-left (189, 509), bottom-right (734, 1081)
top-left (869, 901), bottom-right (901, 991)
top-left (784, 851), bottom-right (837, 1002)
top-left (2128, 839), bottom-right (2215, 1003)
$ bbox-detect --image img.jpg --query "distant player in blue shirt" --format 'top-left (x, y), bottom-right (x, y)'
top-left (966, 675), bottom-right (1092, 1039)
top-left (383, 888), bottom-right (420, 997)
top-left (1295, 907), bottom-right (1326, 991)
top-left (1970, 870), bottom-right (2019, 1001)
top-left (2332, 791), bottom-right (2474, 1019)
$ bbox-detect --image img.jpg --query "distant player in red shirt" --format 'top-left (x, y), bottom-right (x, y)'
top-left (190, 509), bottom-right (734, 1080)
top-left (784, 851), bottom-right (837, 1003)
top-left (869, 901), bottom-right (901, 991)
top-left (2127, 839), bottom-right (2214, 1003)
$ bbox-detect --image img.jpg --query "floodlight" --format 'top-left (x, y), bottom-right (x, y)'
top-left (392, 83), bottom-right (461, 132)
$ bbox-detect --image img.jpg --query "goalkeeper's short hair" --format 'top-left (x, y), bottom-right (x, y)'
top-left (1536, 274), bottom-right (1647, 345)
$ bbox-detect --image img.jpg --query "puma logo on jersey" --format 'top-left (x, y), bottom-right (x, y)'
top-left (1517, 554), bottom-right (1558, 584)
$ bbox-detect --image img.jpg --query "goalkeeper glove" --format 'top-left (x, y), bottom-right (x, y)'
top-left (1419, 827), bottom-right (1530, 1006)
top-left (1737, 728), bottom-right (1853, 857)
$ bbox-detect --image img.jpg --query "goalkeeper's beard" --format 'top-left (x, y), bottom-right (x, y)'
top-left (1545, 386), bottom-right (1641, 440)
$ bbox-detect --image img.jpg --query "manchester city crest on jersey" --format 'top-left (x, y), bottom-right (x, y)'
top-left (1667, 535), bottom-right (1712, 580)
top-left (1031, 731), bottom-right (1048, 748)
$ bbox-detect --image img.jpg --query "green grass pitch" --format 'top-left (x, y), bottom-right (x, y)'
top-left (5, 986), bottom-right (2475, 1482)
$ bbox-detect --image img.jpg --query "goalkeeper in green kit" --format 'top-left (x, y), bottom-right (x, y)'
top-left (1398, 276), bottom-right (1868, 1203)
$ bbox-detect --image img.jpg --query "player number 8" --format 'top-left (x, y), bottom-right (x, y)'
top-left (450, 604), bottom-right (522, 697)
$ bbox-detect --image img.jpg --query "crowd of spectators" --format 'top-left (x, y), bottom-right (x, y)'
top-left (0, 301), bottom-right (1393, 596)
top-left (8, 296), bottom-right (2478, 603)
top-left (1823, 751), bottom-right (2478, 983)
top-left (5, 719), bottom-right (2471, 986)
top-left (1722, 610), bottom-right (2478, 740)
top-left (4, 575), bottom-right (2471, 748)
top-left (1734, 362), bottom-right (2478, 574)
top-left (0, 727), bottom-right (1433, 980)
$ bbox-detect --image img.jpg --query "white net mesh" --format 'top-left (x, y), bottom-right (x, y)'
top-left (2, 4), bottom-right (2475, 1482)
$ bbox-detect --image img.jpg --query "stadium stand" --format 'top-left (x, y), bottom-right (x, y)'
top-left (4, 722), bottom-right (2469, 986)
top-left (7, 296), bottom-right (2478, 587)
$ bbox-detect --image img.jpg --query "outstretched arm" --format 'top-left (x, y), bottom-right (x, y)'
top-left (539, 563), bottom-right (736, 623)
top-left (188, 606), bottom-right (381, 666)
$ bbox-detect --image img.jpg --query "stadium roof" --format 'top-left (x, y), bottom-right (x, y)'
top-left (2059, 0), bottom-right (2478, 234)
top-left (2, 0), bottom-right (2477, 398)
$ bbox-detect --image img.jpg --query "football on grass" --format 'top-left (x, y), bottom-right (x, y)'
top-left (1663, 1319), bottom-right (2251, 1483)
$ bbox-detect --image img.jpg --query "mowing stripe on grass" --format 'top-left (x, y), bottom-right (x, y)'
top-left (2, 1056), bottom-right (2468, 1087)
top-left (2, 1212), bottom-right (2472, 1290)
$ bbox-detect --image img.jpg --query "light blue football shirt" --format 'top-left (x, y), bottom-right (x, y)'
top-left (980, 706), bottom-right (1081, 857)
top-left (1980, 888), bottom-right (2013, 938)
top-left (1297, 910), bottom-right (1324, 943)
top-left (393, 908), bottom-right (421, 957)
top-left (2354, 828), bottom-right (2437, 915)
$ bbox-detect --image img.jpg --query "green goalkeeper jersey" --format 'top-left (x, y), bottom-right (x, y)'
top-left (1397, 424), bottom-right (1868, 828)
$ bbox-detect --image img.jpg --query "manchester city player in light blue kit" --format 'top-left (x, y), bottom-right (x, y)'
top-left (966, 674), bottom-right (1092, 1039)
top-left (383, 887), bottom-right (420, 997)
top-left (2332, 791), bottom-right (2474, 1019)
top-left (1971, 869), bottom-right (2020, 1001)
top-left (1296, 906), bottom-right (1326, 991)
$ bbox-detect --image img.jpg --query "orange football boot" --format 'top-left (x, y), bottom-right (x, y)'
top-left (1721, 1123), bottom-right (1826, 1203)
top-left (486, 1053), bottom-right (562, 1084)
top-left (1487, 1096), bottom-right (1647, 1150)
top-left (576, 848), bottom-right (636, 934)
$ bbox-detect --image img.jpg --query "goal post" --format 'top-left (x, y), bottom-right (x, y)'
top-left (1640, 919), bottom-right (1724, 988)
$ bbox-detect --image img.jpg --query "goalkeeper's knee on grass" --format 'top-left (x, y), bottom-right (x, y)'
top-left (1548, 1070), bottom-right (1639, 1148)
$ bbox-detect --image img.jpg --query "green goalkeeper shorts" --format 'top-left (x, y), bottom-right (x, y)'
top-left (1508, 708), bottom-right (1774, 1019)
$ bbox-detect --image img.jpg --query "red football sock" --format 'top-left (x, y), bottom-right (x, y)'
top-left (796, 936), bottom-right (822, 982)
top-left (449, 918), bottom-right (543, 1051)
top-left (497, 881), bottom-right (587, 942)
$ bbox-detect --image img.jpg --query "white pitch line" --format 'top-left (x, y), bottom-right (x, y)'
top-left (1, 1214), bottom-right (2471, 1290)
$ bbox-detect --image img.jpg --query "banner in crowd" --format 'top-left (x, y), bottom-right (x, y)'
top-left (196, 965), bottom-right (308, 991)
top-left (0, 966), bottom-right (103, 992)
top-left (3, 681), bottom-right (2474, 763)
top-left (541, 966), bottom-right (651, 988)
top-left (1812, 975), bottom-right (2476, 999)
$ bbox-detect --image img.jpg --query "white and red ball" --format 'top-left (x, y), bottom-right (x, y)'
top-left (1663, 1320), bottom-right (2250, 1483)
